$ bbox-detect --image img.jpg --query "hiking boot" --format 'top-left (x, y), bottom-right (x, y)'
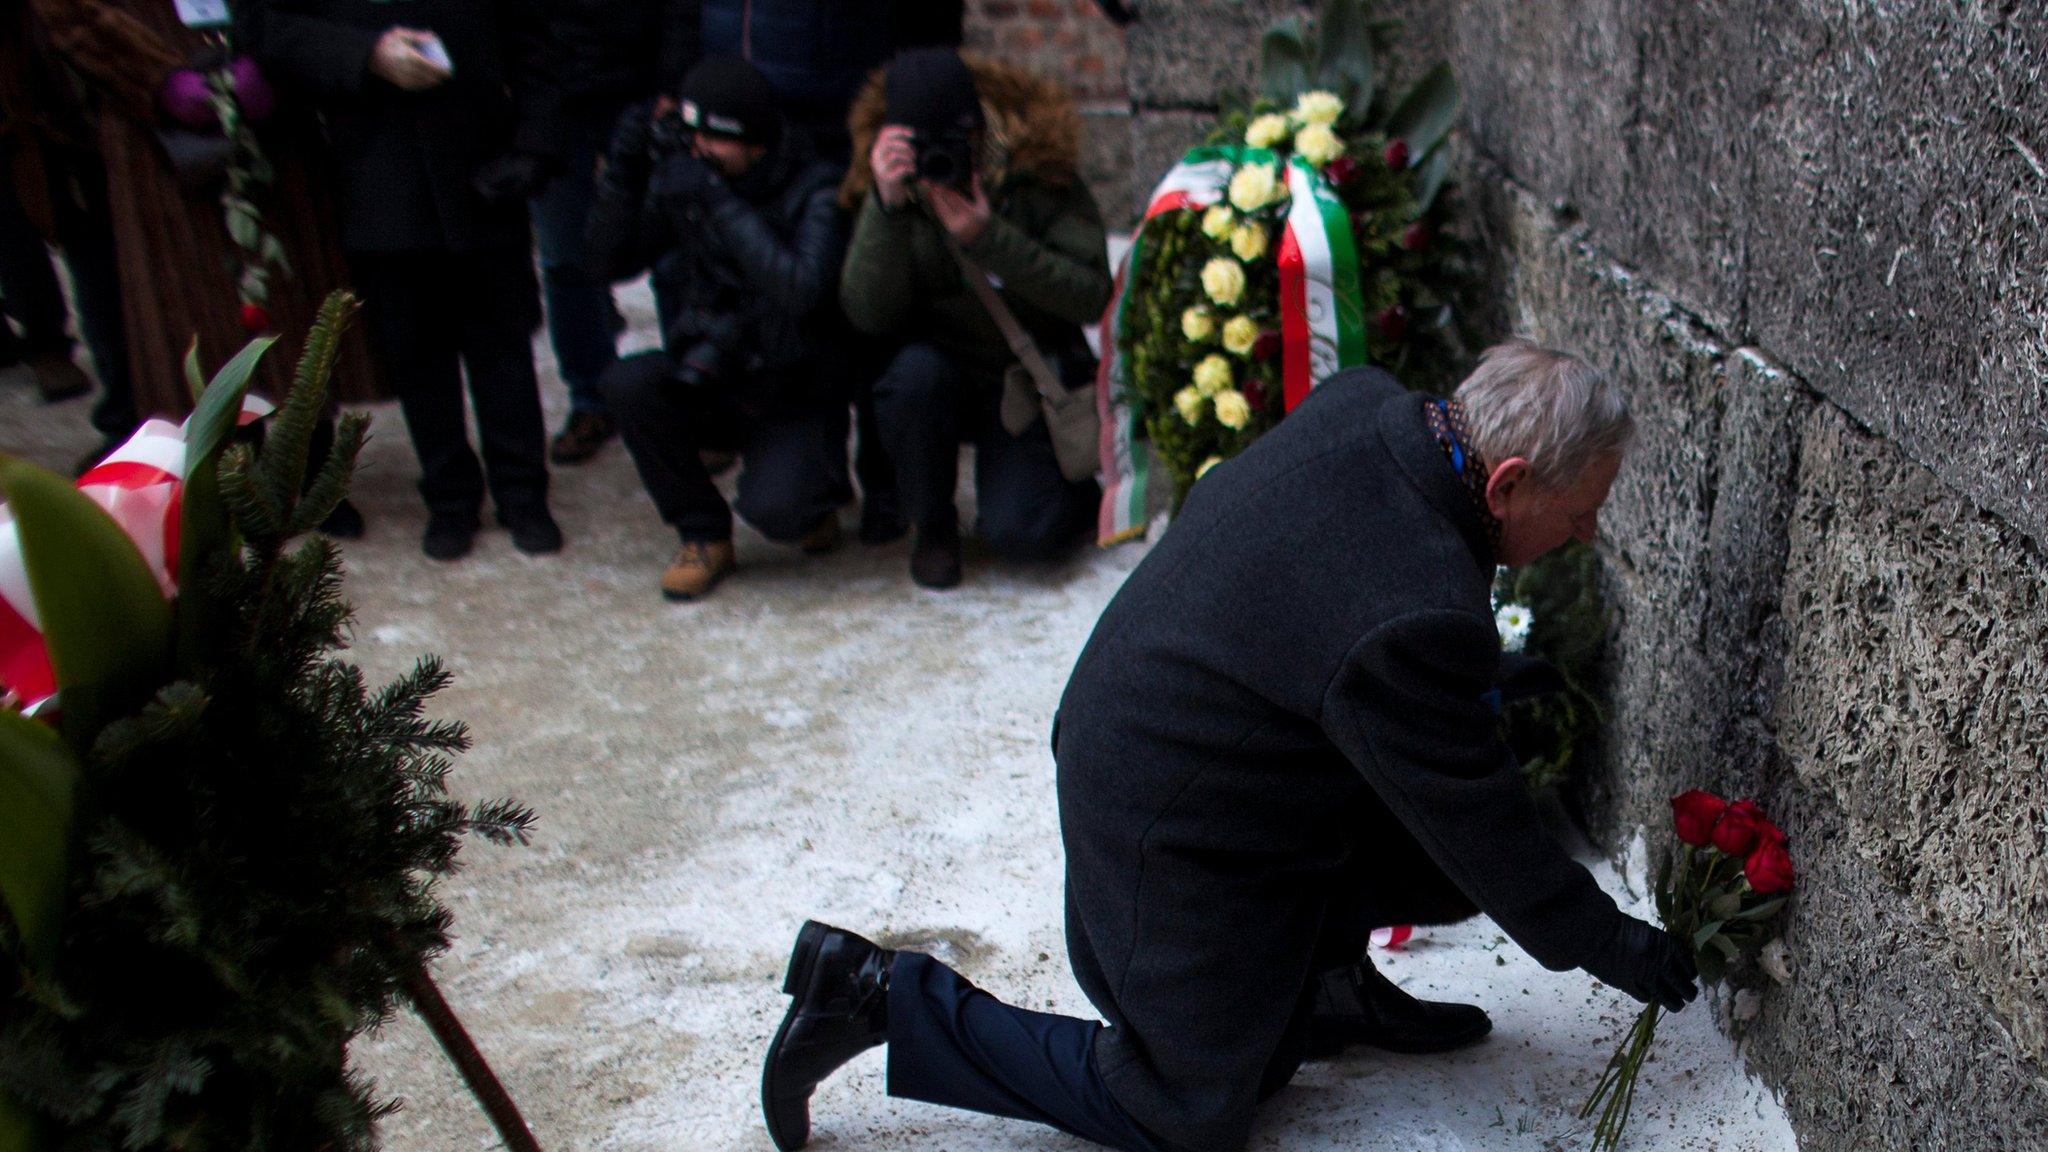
top-left (909, 519), bottom-right (961, 590)
top-left (1305, 957), bottom-right (1492, 1057)
top-left (29, 354), bottom-right (90, 403)
top-left (797, 515), bottom-right (842, 555)
top-left (549, 410), bottom-right (615, 464)
top-left (762, 921), bottom-right (894, 1151)
top-left (662, 539), bottom-right (736, 600)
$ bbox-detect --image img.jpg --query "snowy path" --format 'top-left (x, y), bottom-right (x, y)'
top-left (0, 279), bottom-right (1797, 1151)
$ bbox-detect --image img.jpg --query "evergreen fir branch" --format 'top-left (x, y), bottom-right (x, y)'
top-left (253, 294), bottom-right (357, 527)
top-left (216, 443), bottom-right (285, 544)
top-left (108, 1038), bottom-right (211, 1150)
top-left (289, 412), bottom-right (368, 536)
top-left (464, 800), bottom-right (537, 847)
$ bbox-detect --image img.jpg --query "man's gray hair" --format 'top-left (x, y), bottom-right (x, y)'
top-left (1453, 340), bottom-right (1634, 488)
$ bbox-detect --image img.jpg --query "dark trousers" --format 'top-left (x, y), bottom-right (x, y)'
top-left (350, 245), bottom-right (550, 519)
top-left (531, 101), bottom-right (622, 415)
top-left (886, 952), bottom-right (1172, 1152)
top-left (0, 147), bottom-right (136, 440)
top-left (601, 350), bottom-right (850, 543)
top-left (869, 342), bottom-right (1096, 559)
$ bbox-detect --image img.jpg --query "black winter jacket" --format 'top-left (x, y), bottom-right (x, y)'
top-left (235, 0), bottom-right (561, 252)
top-left (1053, 367), bottom-right (1627, 1152)
top-left (585, 111), bottom-right (850, 414)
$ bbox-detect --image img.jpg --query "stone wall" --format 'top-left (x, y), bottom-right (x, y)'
top-left (962, 0), bottom-right (1133, 219)
top-left (1121, 3), bottom-right (2048, 1148)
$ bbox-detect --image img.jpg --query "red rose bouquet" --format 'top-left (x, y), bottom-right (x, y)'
top-left (1580, 790), bottom-right (1794, 1150)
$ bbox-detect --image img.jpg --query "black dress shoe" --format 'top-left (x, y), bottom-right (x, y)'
top-left (501, 506), bottom-right (564, 555)
top-left (909, 520), bottom-right (961, 590)
top-left (422, 512), bottom-right (479, 561)
top-left (1305, 957), bottom-right (1492, 1057)
top-left (319, 498), bottom-right (366, 540)
top-left (762, 921), bottom-right (894, 1151)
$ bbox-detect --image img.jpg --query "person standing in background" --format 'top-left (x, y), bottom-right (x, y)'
top-left (239, 0), bottom-right (567, 561)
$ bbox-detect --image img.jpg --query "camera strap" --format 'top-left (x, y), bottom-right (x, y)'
top-left (942, 232), bottom-right (1064, 401)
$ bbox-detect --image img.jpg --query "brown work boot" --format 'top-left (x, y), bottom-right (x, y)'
top-left (797, 515), bottom-right (843, 555)
top-left (662, 539), bottom-right (736, 601)
top-left (549, 410), bottom-right (616, 464)
top-left (28, 354), bottom-right (90, 403)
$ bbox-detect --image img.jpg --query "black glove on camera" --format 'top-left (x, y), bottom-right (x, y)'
top-left (602, 103), bottom-right (658, 187)
top-left (1582, 916), bottom-right (1699, 1012)
top-left (649, 150), bottom-right (725, 205)
top-left (472, 152), bottom-right (556, 202)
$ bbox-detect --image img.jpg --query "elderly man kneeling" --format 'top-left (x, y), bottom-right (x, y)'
top-left (760, 342), bottom-right (1701, 1152)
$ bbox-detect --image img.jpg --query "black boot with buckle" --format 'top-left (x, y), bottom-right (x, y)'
top-left (762, 921), bottom-right (895, 1150)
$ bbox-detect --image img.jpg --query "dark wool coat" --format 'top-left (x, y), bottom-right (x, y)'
top-left (1053, 367), bottom-right (1626, 1152)
top-left (236, 0), bottom-right (562, 253)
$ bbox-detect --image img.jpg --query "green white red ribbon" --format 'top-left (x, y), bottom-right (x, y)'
top-left (1096, 146), bottom-right (1367, 545)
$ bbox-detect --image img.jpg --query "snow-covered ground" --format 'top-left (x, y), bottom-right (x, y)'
top-left (0, 277), bottom-right (1797, 1151)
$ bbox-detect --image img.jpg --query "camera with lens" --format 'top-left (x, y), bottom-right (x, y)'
top-left (649, 107), bottom-right (690, 157)
top-left (913, 130), bottom-right (976, 190)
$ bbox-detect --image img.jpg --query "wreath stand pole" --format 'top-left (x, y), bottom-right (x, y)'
top-left (402, 965), bottom-right (544, 1152)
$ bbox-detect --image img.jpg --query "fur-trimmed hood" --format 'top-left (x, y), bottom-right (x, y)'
top-left (839, 53), bottom-right (1084, 208)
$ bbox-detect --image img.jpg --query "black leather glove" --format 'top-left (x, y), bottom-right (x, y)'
top-left (1582, 916), bottom-right (1699, 1012)
top-left (472, 153), bottom-right (557, 202)
top-left (603, 103), bottom-right (657, 186)
top-left (649, 150), bottom-right (725, 205)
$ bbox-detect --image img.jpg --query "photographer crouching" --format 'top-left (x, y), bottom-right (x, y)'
top-left (587, 56), bottom-right (853, 600)
top-left (841, 49), bottom-right (1112, 589)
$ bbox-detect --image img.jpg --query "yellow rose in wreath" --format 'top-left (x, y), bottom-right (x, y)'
top-left (1197, 455), bottom-right (1224, 479)
top-left (1227, 163), bottom-right (1282, 212)
top-left (1174, 385), bottom-right (1207, 425)
top-left (1229, 222), bottom-right (1269, 262)
top-left (1200, 257), bottom-right (1246, 306)
top-left (1244, 113), bottom-right (1293, 149)
top-left (1295, 90), bottom-right (1345, 126)
top-left (1181, 306), bottom-right (1216, 342)
top-left (1214, 389), bottom-right (1252, 430)
top-left (1201, 204), bottom-right (1236, 239)
top-left (1293, 122), bottom-right (1346, 167)
top-left (1193, 353), bottom-right (1234, 397)
top-left (1221, 314), bottom-right (1261, 357)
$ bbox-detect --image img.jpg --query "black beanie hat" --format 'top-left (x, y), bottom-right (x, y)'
top-left (884, 47), bottom-right (983, 137)
top-left (678, 55), bottom-right (781, 145)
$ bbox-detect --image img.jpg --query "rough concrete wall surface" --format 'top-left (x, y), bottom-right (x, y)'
top-left (1123, 2), bottom-right (2048, 1148)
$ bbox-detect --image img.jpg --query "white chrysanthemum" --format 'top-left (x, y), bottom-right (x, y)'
top-left (1227, 163), bottom-right (1282, 212)
top-left (1174, 385), bottom-right (1207, 425)
top-left (1495, 603), bottom-right (1534, 652)
top-left (1200, 257), bottom-right (1246, 306)
top-left (1293, 122), bottom-right (1346, 167)
top-left (1295, 90), bottom-right (1344, 125)
top-left (1244, 112), bottom-right (1292, 149)
top-left (1201, 204), bottom-right (1236, 239)
top-left (1221, 314), bottom-right (1261, 357)
top-left (1181, 306), bottom-right (1216, 342)
top-left (1196, 455), bottom-right (1225, 479)
top-left (1213, 389), bottom-right (1252, 430)
top-left (1229, 222), bottom-right (1269, 262)
top-left (1192, 353), bottom-right (1234, 397)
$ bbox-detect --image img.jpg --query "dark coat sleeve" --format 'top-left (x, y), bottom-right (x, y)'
top-left (700, 179), bottom-right (847, 318)
top-left (838, 193), bottom-right (920, 335)
top-left (499, 0), bottom-right (566, 159)
top-left (1321, 607), bottom-right (1622, 972)
top-left (231, 0), bottom-right (380, 98)
top-left (37, 0), bottom-right (186, 119)
top-left (962, 177), bottom-right (1111, 326)
top-left (582, 104), bottom-right (659, 281)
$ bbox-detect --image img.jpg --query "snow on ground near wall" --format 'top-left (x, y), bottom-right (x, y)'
top-left (0, 276), bottom-right (1797, 1151)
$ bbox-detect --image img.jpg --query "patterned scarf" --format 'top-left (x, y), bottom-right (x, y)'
top-left (1424, 397), bottom-right (1502, 550)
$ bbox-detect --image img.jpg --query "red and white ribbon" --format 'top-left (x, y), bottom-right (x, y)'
top-left (0, 396), bottom-right (273, 714)
top-left (1372, 924), bottom-right (1415, 950)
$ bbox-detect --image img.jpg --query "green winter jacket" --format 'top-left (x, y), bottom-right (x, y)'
top-left (838, 55), bottom-right (1112, 388)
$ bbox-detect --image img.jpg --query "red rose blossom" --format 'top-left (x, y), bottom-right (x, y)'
top-left (1402, 221), bottom-right (1431, 252)
top-left (239, 302), bottom-right (271, 333)
top-left (1745, 840), bottom-right (1795, 894)
top-left (1383, 138), bottom-right (1411, 170)
top-left (1251, 330), bottom-right (1283, 362)
top-left (1323, 155), bottom-right (1360, 187)
top-left (1670, 790), bottom-right (1727, 848)
top-left (1242, 377), bottom-right (1266, 409)
top-left (1376, 304), bottom-right (1408, 343)
top-left (1712, 799), bottom-right (1767, 856)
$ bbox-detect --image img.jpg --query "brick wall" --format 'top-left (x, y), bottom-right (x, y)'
top-left (963, 0), bottom-right (1129, 108)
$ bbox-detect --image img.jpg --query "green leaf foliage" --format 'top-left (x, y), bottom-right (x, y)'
top-left (0, 459), bottom-right (170, 755)
top-left (1312, 0), bottom-right (1375, 114)
top-left (1386, 63), bottom-right (1460, 160)
top-left (1496, 542), bottom-right (1610, 791)
top-left (0, 710), bottom-right (79, 973)
top-left (0, 291), bottom-right (531, 1152)
top-left (1260, 18), bottom-right (1311, 102)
